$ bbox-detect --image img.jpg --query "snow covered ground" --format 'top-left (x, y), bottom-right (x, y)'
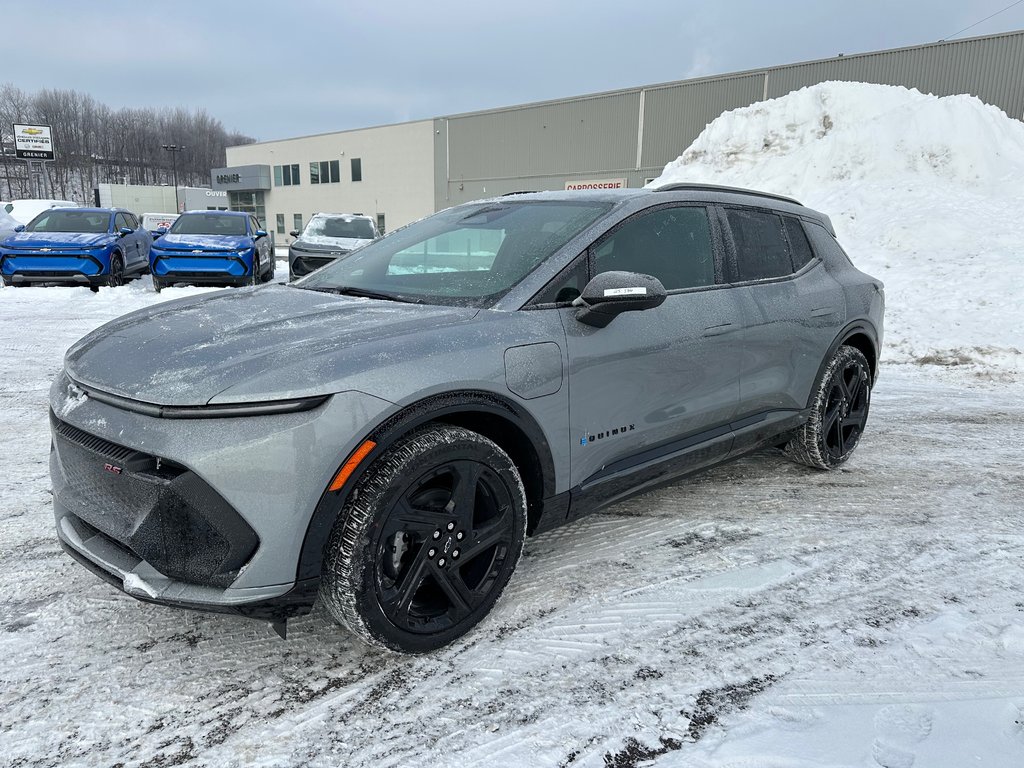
top-left (2, 83), bottom-right (1023, 766)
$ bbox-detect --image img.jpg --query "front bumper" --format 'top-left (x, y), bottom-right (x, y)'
top-left (288, 250), bottom-right (346, 279)
top-left (1, 250), bottom-right (110, 285)
top-left (151, 251), bottom-right (252, 281)
top-left (49, 373), bottom-right (395, 612)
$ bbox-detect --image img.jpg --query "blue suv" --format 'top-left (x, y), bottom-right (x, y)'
top-left (0, 207), bottom-right (151, 291)
top-left (149, 211), bottom-right (274, 292)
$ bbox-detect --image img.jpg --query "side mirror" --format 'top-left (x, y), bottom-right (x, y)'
top-left (572, 271), bottom-right (667, 328)
top-left (154, 227), bottom-right (168, 236)
top-left (14, 224), bottom-right (25, 232)
top-left (118, 227), bottom-right (134, 237)
top-left (289, 229), bottom-right (300, 237)
top-left (255, 229), bottom-right (268, 239)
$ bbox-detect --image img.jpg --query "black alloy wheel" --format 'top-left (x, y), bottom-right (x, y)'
top-left (822, 355), bottom-right (870, 461)
top-left (107, 253), bottom-right (125, 288)
top-left (320, 425), bottom-right (527, 653)
top-left (786, 344), bottom-right (872, 470)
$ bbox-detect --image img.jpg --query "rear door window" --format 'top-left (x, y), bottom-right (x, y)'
top-left (725, 208), bottom-right (793, 281)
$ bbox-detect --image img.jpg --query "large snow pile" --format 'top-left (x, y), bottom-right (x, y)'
top-left (649, 81), bottom-right (1024, 372)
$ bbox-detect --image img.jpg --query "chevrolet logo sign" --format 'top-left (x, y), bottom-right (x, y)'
top-left (22, 128), bottom-right (43, 135)
top-left (39, 247), bottom-right (51, 252)
top-left (192, 250), bottom-right (203, 253)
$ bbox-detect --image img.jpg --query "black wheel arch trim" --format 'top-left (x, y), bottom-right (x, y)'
top-left (807, 320), bottom-right (880, 409)
top-left (295, 389), bottom-right (558, 583)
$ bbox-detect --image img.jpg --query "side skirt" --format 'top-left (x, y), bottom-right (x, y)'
top-left (562, 408), bottom-right (809, 523)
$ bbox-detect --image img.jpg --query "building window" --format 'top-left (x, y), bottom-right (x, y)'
top-left (276, 213), bottom-right (285, 235)
top-left (310, 160), bottom-right (341, 184)
top-left (351, 157), bottom-right (362, 182)
top-left (274, 164), bottom-right (300, 186)
top-left (294, 214), bottom-right (303, 233)
top-left (376, 213), bottom-right (385, 234)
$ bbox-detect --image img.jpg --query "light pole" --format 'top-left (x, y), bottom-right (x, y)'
top-left (161, 144), bottom-right (184, 212)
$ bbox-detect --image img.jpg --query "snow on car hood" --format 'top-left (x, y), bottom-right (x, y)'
top-left (63, 285), bottom-right (480, 406)
top-left (1, 231), bottom-right (113, 249)
top-left (154, 233), bottom-right (253, 251)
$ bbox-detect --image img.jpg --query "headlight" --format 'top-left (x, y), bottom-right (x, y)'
top-left (237, 249), bottom-right (250, 257)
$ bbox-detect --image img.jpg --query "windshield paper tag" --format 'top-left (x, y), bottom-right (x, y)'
top-left (603, 287), bottom-right (647, 297)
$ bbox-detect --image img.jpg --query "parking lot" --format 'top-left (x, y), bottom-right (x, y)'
top-left (1, 274), bottom-right (1022, 767)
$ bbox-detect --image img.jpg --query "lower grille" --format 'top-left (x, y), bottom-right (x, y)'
top-left (50, 412), bottom-right (258, 587)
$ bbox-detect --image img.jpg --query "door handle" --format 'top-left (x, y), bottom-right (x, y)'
top-left (703, 322), bottom-right (736, 337)
top-left (810, 306), bottom-right (835, 317)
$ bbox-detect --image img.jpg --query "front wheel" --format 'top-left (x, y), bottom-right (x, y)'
top-left (319, 425), bottom-right (527, 653)
top-left (106, 254), bottom-right (125, 288)
top-left (249, 256), bottom-right (260, 287)
top-left (786, 344), bottom-right (872, 469)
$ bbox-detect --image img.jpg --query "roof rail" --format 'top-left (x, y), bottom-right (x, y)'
top-left (655, 182), bottom-right (802, 206)
top-left (501, 190), bottom-right (539, 196)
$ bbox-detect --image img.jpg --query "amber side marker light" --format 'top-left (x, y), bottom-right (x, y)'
top-left (329, 440), bottom-right (377, 492)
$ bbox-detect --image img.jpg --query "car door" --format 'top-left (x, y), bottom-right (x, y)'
top-left (113, 213), bottom-right (137, 269)
top-left (251, 215), bottom-right (270, 270)
top-left (127, 212), bottom-right (149, 265)
top-left (554, 204), bottom-right (744, 503)
top-left (717, 206), bottom-right (847, 421)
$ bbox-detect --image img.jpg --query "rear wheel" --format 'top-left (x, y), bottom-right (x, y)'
top-left (319, 425), bottom-right (527, 653)
top-left (786, 344), bottom-right (872, 469)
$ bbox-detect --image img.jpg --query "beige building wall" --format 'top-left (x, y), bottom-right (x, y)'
top-left (225, 120), bottom-right (435, 244)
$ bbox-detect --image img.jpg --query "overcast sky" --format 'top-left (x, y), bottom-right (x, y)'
top-left (5, 0), bottom-right (1024, 141)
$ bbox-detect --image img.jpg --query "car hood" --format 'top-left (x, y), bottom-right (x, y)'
top-left (1, 231), bottom-right (112, 249)
top-left (292, 235), bottom-right (371, 253)
top-left (154, 233), bottom-right (252, 251)
top-left (64, 285), bottom-right (481, 406)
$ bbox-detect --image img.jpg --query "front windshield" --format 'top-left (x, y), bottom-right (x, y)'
top-left (27, 209), bottom-right (110, 234)
top-left (169, 213), bottom-right (247, 236)
top-left (304, 215), bottom-right (375, 240)
top-left (296, 201), bottom-right (609, 307)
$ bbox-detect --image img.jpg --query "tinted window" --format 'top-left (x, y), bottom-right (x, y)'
top-left (305, 216), bottom-right (376, 240)
top-left (784, 217), bottom-right (814, 270)
top-left (351, 158), bottom-right (362, 182)
top-left (27, 209), bottom-right (110, 233)
top-left (726, 209), bottom-right (792, 281)
top-left (114, 213), bottom-right (130, 231)
top-left (169, 214), bottom-right (247, 236)
top-left (534, 257), bottom-right (587, 305)
top-left (593, 206), bottom-right (715, 291)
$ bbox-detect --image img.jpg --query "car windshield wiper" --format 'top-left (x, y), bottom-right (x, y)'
top-left (293, 284), bottom-right (422, 304)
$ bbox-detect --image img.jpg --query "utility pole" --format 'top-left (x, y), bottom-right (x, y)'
top-left (161, 144), bottom-right (184, 212)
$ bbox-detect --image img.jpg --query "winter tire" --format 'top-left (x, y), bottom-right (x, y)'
top-left (260, 253), bottom-right (275, 283)
top-left (250, 256), bottom-right (260, 287)
top-left (319, 425), bottom-right (527, 653)
top-left (152, 277), bottom-right (163, 293)
top-left (106, 253), bottom-right (125, 288)
top-left (786, 344), bottom-right (872, 470)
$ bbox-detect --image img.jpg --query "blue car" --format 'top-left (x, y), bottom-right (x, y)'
top-left (149, 210), bottom-right (274, 292)
top-left (0, 207), bottom-right (151, 291)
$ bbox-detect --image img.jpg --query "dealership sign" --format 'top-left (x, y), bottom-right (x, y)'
top-left (565, 178), bottom-right (627, 190)
top-left (13, 124), bottom-right (55, 160)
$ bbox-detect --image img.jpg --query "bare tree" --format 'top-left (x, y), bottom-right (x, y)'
top-left (0, 83), bottom-right (255, 201)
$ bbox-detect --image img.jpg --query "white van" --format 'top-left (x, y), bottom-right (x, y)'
top-left (4, 199), bottom-right (80, 225)
top-left (140, 212), bottom-right (180, 236)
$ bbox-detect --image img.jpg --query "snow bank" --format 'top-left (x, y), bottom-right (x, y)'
top-left (649, 81), bottom-right (1024, 371)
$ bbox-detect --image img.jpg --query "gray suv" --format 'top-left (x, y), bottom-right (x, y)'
top-left (288, 212), bottom-right (379, 280)
top-left (49, 185), bottom-right (883, 653)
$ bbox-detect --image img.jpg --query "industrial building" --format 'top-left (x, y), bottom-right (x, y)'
top-left (212, 29), bottom-right (1024, 241)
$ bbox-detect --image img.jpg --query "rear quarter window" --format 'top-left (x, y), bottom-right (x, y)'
top-left (783, 217), bottom-right (815, 270)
